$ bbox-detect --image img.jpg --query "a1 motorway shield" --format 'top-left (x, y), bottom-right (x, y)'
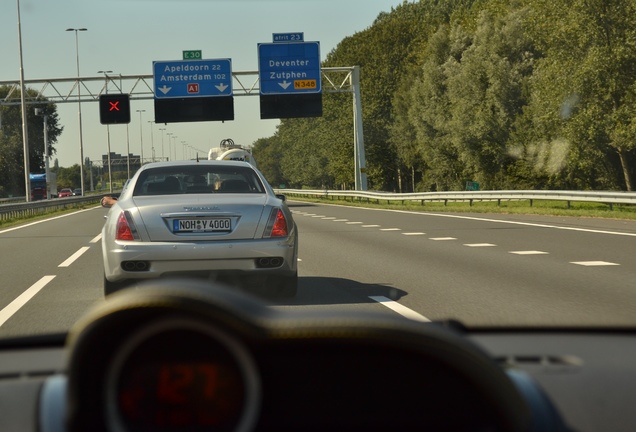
top-left (153, 59), bottom-right (232, 99)
top-left (258, 42), bottom-right (321, 95)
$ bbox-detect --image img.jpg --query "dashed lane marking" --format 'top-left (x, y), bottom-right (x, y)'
top-left (58, 247), bottom-right (90, 268)
top-left (369, 296), bottom-right (430, 322)
top-left (0, 276), bottom-right (56, 327)
top-left (571, 261), bottom-right (620, 267)
top-left (509, 251), bottom-right (549, 255)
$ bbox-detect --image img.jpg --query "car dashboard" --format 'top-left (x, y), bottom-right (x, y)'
top-left (0, 280), bottom-right (634, 432)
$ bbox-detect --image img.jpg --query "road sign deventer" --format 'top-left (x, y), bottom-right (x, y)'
top-left (258, 42), bottom-right (321, 95)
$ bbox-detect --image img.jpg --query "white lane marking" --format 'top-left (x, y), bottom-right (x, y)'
top-left (362, 225), bottom-right (380, 228)
top-left (571, 261), bottom-right (620, 266)
top-left (402, 232), bottom-right (425, 236)
top-left (303, 202), bottom-right (636, 238)
top-left (464, 243), bottom-right (497, 247)
top-left (303, 213), bottom-right (316, 216)
top-left (346, 222), bottom-right (363, 225)
top-left (430, 237), bottom-right (457, 241)
top-left (383, 208), bottom-right (636, 238)
top-left (0, 275), bottom-right (56, 327)
top-left (322, 217), bottom-right (336, 220)
top-left (333, 219), bottom-right (348, 222)
top-left (369, 296), bottom-right (430, 322)
top-left (90, 233), bottom-right (102, 243)
top-left (380, 228), bottom-right (401, 231)
top-left (58, 247), bottom-right (90, 268)
top-left (510, 251), bottom-right (549, 255)
top-left (0, 207), bottom-right (98, 235)
top-left (311, 215), bottom-right (326, 218)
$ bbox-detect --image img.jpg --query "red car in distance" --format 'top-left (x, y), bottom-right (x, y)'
top-left (58, 188), bottom-right (73, 198)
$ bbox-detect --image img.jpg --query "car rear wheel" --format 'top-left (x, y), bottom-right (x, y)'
top-left (103, 274), bottom-right (128, 297)
top-left (270, 272), bottom-right (298, 298)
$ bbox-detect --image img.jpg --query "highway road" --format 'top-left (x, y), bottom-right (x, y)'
top-left (1, 200), bottom-right (636, 340)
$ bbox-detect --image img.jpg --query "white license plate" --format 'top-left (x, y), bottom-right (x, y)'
top-left (173, 218), bottom-right (231, 232)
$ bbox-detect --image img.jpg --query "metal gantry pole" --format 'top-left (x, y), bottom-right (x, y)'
top-left (43, 114), bottom-right (50, 198)
top-left (352, 66), bottom-right (367, 191)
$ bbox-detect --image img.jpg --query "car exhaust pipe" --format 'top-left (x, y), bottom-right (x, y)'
top-left (122, 261), bottom-right (149, 272)
top-left (256, 257), bottom-right (284, 268)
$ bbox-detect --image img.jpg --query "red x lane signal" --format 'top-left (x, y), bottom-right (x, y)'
top-left (99, 94), bottom-right (131, 124)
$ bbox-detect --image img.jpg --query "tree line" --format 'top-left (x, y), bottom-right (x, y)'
top-left (252, 0), bottom-right (636, 192)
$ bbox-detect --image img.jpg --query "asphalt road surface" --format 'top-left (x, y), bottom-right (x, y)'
top-left (1, 201), bottom-right (635, 340)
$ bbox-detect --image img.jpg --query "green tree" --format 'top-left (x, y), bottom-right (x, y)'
top-left (54, 164), bottom-right (81, 189)
top-left (0, 85), bottom-right (64, 196)
top-left (524, 0), bottom-right (636, 190)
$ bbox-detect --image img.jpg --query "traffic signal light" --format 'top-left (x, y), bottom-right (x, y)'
top-left (99, 94), bottom-right (131, 124)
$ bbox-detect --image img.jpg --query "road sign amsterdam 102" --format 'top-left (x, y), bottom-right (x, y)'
top-left (153, 59), bottom-right (232, 99)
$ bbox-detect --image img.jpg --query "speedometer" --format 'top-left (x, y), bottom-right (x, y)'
top-left (106, 319), bottom-right (261, 432)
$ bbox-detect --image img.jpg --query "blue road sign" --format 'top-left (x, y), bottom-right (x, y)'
top-left (258, 42), bottom-right (321, 95)
top-left (153, 59), bottom-right (232, 99)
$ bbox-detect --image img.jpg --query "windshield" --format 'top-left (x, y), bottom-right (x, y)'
top-left (1, 0), bottom-right (636, 343)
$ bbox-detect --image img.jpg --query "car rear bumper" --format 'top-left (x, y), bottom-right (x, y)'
top-left (103, 236), bottom-right (297, 283)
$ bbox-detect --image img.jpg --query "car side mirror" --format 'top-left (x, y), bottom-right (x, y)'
top-left (275, 194), bottom-right (287, 202)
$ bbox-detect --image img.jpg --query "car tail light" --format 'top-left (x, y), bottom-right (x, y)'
top-left (264, 208), bottom-right (288, 238)
top-left (115, 211), bottom-right (139, 241)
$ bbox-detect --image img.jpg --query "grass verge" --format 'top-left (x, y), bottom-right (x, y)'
top-left (0, 202), bottom-right (101, 230)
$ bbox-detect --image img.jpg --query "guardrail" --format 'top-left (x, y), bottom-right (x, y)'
top-left (0, 195), bottom-right (106, 222)
top-left (3, 189), bottom-right (634, 222)
top-left (276, 189), bottom-right (636, 210)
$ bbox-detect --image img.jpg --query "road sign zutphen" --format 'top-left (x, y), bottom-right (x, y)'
top-left (153, 59), bottom-right (232, 99)
top-left (258, 42), bottom-right (321, 95)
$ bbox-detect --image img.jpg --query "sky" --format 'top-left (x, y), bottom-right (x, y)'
top-left (1, 0), bottom-right (404, 169)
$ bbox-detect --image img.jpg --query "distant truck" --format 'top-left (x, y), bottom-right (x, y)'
top-left (29, 173), bottom-right (47, 200)
top-left (29, 172), bottom-right (57, 200)
top-left (208, 138), bottom-right (257, 167)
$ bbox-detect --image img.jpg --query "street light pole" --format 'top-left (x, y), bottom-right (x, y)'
top-left (166, 133), bottom-right (173, 161)
top-left (66, 27), bottom-right (87, 195)
top-left (148, 121), bottom-right (155, 162)
top-left (136, 109), bottom-right (146, 165)
top-left (159, 128), bottom-right (166, 161)
top-left (34, 108), bottom-right (50, 198)
top-left (16, 0), bottom-right (31, 201)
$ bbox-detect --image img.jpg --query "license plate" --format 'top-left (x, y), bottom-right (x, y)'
top-left (173, 218), bottom-right (231, 232)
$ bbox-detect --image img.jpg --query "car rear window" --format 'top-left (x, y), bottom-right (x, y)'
top-left (132, 165), bottom-right (265, 196)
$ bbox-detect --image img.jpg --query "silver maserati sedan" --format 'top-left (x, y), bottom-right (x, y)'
top-left (101, 160), bottom-right (298, 297)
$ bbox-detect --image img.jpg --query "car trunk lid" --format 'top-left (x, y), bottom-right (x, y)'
top-left (132, 195), bottom-right (269, 241)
